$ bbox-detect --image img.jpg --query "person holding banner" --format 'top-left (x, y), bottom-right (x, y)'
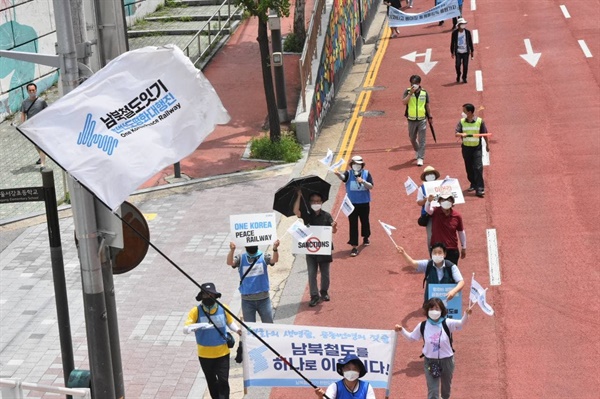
top-left (397, 243), bottom-right (464, 302)
top-left (335, 155), bottom-right (374, 257)
top-left (226, 240), bottom-right (280, 323)
top-left (184, 283), bottom-right (241, 399)
top-left (455, 103), bottom-right (489, 197)
top-left (395, 298), bottom-right (471, 399)
top-left (424, 194), bottom-right (466, 265)
top-left (417, 165), bottom-right (441, 250)
top-left (294, 190), bottom-right (338, 307)
top-left (314, 354), bottom-right (376, 399)
top-left (384, 0), bottom-right (402, 38)
top-left (402, 75), bottom-right (433, 167)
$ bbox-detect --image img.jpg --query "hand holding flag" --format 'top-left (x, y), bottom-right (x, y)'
top-left (329, 158), bottom-right (346, 172)
top-left (469, 274), bottom-right (494, 316)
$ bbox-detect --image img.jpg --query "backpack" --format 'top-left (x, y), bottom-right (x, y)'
top-left (419, 320), bottom-right (454, 358)
top-left (422, 260), bottom-right (456, 288)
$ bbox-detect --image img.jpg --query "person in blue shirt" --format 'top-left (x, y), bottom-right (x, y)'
top-left (314, 354), bottom-right (375, 399)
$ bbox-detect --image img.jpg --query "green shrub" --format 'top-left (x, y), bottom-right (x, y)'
top-left (283, 32), bottom-right (303, 53)
top-left (250, 132), bottom-right (303, 163)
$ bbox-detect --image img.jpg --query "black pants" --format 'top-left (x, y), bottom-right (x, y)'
top-left (445, 249), bottom-right (460, 266)
top-left (461, 145), bottom-right (484, 190)
top-left (199, 354), bottom-right (230, 399)
top-left (347, 203), bottom-right (371, 246)
top-left (455, 52), bottom-right (470, 81)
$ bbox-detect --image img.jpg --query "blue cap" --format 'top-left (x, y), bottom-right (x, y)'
top-left (336, 354), bottom-right (367, 377)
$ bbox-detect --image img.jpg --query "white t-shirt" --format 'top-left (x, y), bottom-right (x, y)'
top-left (457, 31), bottom-right (467, 53)
top-left (402, 312), bottom-right (469, 358)
top-left (325, 380), bottom-right (376, 399)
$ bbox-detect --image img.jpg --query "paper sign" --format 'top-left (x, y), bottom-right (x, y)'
top-left (427, 284), bottom-right (462, 319)
top-left (291, 225), bottom-right (332, 255)
top-left (423, 178), bottom-right (465, 204)
top-left (230, 213), bottom-right (277, 246)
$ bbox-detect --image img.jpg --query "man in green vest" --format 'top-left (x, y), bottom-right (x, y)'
top-left (455, 103), bottom-right (489, 197)
top-left (402, 75), bottom-right (433, 167)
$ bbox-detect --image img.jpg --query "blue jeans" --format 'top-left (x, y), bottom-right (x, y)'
top-left (241, 296), bottom-right (273, 323)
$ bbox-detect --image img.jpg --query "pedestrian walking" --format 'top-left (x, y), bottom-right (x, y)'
top-left (293, 190), bottom-right (337, 307)
top-left (396, 243), bottom-right (465, 302)
top-left (417, 165), bottom-right (441, 250)
top-left (424, 193), bottom-right (466, 265)
top-left (226, 240), bottom-right (280, 323)
top-left (335, 155), bottom-right (374, 257)
top-left (20, 83), bottom-right (48, 167)
top-left (314, 354), bottom-right (376, 399)
top-left (395, 298), bottom-right (471, 399)
top-left (455, 103), bottom-right (489, 197)
top-left (184, 283), bottom-right (241, 399)
top-left (402, 75), bottom-right (433, 166)
top-left (384, 0), bottom-right (402, 37)
top-left (450, 18), bottom-right (474, 83)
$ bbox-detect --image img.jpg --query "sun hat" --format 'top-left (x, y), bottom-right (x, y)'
top-left (439, 193), bottom-right (455, 202)
top-left (195, 282), bottom-right (222, 301)
top-left (420, 166), bottom-right (440, 181)
top-left (456, 17), bottom-right (467, 25)
top-left (351, 155), bottom-right (364, 164)
top-left (336, 354), bottom-right (367, 378)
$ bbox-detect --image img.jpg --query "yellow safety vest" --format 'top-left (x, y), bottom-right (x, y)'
top-left (460, 117), bottom-right (483, 147)
top-left (406, 88), bottom-right (428, 120)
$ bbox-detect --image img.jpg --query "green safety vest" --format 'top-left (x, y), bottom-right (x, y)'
top-left (406, 88), bottom-right (428, 120)
top-left (460, 117), bottom-right (483, 147)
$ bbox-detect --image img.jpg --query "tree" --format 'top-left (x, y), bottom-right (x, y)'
top-left (234, 0), bottom-right (290, 142)
top-left (293, 0), bottom-right (306, 45)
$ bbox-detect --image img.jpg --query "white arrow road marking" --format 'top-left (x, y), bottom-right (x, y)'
top-left (520, 39), bottom-right (542, 67)
top-left (578, 40), bottom-right (593, 58)
top-left (473, 29), bottom-right (479, 44)
top-left (476, 70), bottom-right (483, 91)
top-left (560, 5), bottom-right (571, 18)
top-left (416, 48), bottom-right (438, 75)
top-left (401, 50), bottom-right (427, 62)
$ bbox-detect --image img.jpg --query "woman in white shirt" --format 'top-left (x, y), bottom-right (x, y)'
top-left (395, 298), bottom-right (471, 399)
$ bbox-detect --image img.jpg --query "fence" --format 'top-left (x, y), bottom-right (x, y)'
top-left (0, 378), bottom-right (90, 399)
top-left (298, 0), bottom-right (327, 111)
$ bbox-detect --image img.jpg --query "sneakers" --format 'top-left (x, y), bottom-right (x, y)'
top-left (363, 238), bottom-right (370, 246)
top-left (350, 248), bottom-right (359, 257)
top-left (321, 293), bottom-right (330, 302)
top-left (467, 186), bottom-right (476, 192)
top-left (415, 152), bottom-right (419, 160)
top-left (476, 189), bottom-right (485, 197)
top-left (309, 296), bottom-right (322, 307)
top-left (417, 158), bottom-right (424, 166)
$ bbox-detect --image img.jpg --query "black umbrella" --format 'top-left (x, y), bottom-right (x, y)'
top-left (428, 118), bottom-right (437, 143)
top-left (273, 175), bottom-right (331, 217)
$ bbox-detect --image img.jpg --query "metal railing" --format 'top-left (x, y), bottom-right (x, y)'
top-left (299, 0), bottom-right (326, 111)
top-left (181, 0), bottom-right (244, 67)
top-left (0, 378), bottom-right (91, 398)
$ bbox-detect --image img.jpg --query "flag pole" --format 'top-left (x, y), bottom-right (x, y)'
top-left (378, 220), bottom-right (399, 248)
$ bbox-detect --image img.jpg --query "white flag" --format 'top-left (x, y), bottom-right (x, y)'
top-left (287, 219), bottom-right (312, 243)
top-left (379, 220), bottom-right (396, 236)
top-left (319, 149), bottom-right (334, 167)
top-left (329, 158), bottom-right (346, 172)
top-left (340, 194), bottom-right (355, 217)
top-left (404, 176), bottom-right (418, 195)
top-left (19, 44), bottom-right (230, 211)
top-left (470, 276), bottom-right (494, 316)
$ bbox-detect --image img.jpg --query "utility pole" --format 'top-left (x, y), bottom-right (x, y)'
top-left (268, 11), bottom-right (288, 122)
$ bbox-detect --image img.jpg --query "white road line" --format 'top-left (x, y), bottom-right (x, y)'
top-left (560, 5), bottom-right (571, 18)
top-left (475, 70), bottom-right (483, 91)
top-left (471, 0), bottom-right (477, 11)
top-left (578, 40), bottom-right (593, 58)
top-left (473, 29), bottom-right (479, 44)
top-left (487, 229), bottom-right (501, 286)
top-left (481, 138), bottom-right (489, 166)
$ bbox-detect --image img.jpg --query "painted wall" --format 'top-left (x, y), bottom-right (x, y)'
top-left (124, 0), bottom-right (163, 27)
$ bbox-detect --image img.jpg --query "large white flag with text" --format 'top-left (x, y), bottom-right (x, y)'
top-left (19, 44), bottom-right (230, 210)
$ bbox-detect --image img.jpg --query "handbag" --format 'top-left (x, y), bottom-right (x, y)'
top-left (417, 213), bottom-right (430, 227)
top-left (426, 329), bottom-right (443, 378)
top-left (201, 306), bottom-right (236, 348)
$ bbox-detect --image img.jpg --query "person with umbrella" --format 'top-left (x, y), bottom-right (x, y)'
top-left (335, 155), bottom-right (374, 257)
top-left (313, 354), bottom-right (375, 399)
top-left (293, 188), bottom-right (337, 307)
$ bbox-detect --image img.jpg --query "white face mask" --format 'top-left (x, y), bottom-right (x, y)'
top-left (310, 204), bottom-right (322, 211)
top-left (461, 112), bottom-right (468, 119)
top-left (343, 370), bottom-right (360, 382)
top-left (432, 254), bottom-right (444, 264)
top-left (428, 310), bottom-right (442, 320)
top-left (425, 174), bottom-right (436, 182)
top-left (440, 201), bottom-right (453, 210)
top-left (352, 164), bottom-right (362, 172)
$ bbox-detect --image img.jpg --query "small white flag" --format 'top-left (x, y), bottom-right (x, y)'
top-left (379, 220), bottom-right (397, 236)
top-left (404, 177), bottom-right (418, 195)
top-left (287, 219), bottom-right (312, 243)
top-left (319, 149), bottom-right (334, 167)
top-left (329, 158), bottom-right (346, 172)
top-left (470, 276), bottom-right (494, 316)
top-left (340, 194), bottom-right (355, 217)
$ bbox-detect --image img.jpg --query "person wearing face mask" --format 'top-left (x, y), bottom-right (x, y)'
top-left (335, 155), bottom-right (374, 257)
top-left (395, 298), bottom-right (471, 399)
top-left (417, 166), bottom-right (441, 250)
top-left (314, 354), bottom-right (375, 399)
top-left (226, 240), bottom-right (280, 323)
top-left (294, 190), bottom-right (338, 306)
top-left (20, 83), bottom-right (49, 167)
top-left (402, 75), bottom-right (433, 167)
top-left (184, 283), bottom-right (241, 399)
top-left (455, 103), bottom-right (489, 198)
top-left (396, 242), bottom-right (464, 302)
top-left (450, 18), bottom-right (474, 84)
top-left (424, 194), bottom-right (466, 265)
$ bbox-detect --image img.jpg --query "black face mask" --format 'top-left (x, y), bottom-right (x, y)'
top-left (246, 246), bottom-right (258, 256)
top-left (202, 298), bottom-right (216, 308)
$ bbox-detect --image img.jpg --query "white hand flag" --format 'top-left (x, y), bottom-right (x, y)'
top-left (18, 44), bottom-right (230, 211)
top-left (470, 276), bottom-right (494, 316)
top-left (379, 220), bottom-right (397, 236)
top-left (405, 177), bottom-right (418, 195)
top-left (329, 158), bottom-right (346, 172)
top-left (319, 149), bottom-right (334, 167)
top-left (287, 219), bottom-right (313, 243)
top-left (340, 194), bottom-right (355, 217)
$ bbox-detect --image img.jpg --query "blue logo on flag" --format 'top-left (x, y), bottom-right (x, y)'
top-left (76, 113), bottom-right (119, 156)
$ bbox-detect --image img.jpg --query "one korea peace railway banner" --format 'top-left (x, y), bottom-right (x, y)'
top-left (291, 225), bottom-right (333, 255)
top-left (230, 213), bottom-right (278, 246)
top-left (18, 44), bottom-right (230, 211)
top-left (242, 323), bottom-right (397, 395)
top-left (388, 0), bottom-right (460, 27)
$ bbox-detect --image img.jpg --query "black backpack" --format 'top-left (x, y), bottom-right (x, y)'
top-left (422, 259), bottom-right (456, 288)
top-left (419, 320), bottom-right (454, 357)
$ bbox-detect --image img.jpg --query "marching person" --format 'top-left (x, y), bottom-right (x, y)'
top-left (424, 194), bottom-right (466, 265)
top-left (294, 190), bottom-right (337, 307)
top-left (395, 298), bottom-right (471, 399)
top-left (450, 18), bottom-right (474, 84)
top-left (314, 354), bottom-right (375, 399)
top-left (20, 83), bottom-right (48, 167)
top-left (402, 75), bottom-right (433, 166)
top-left (384, 0), bottom-right (402, 38)
top-left (335, 155), bottom-right (374, 257)
top-left (184, 283), bottom-right (241, 399)
top-left (455, 103), bottom-right (489, 197)
top-left (396, 243), bottom-right (465, 302)
top-left (226, 240), bottom-right (280, 323)
top-left (416, 165), bottom-right (441, 251)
